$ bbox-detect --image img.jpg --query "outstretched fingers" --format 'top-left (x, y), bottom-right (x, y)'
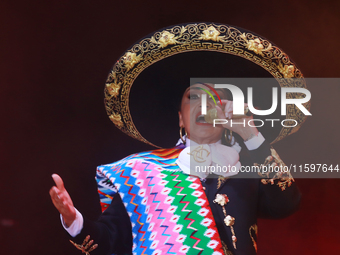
top-left (49, 174), bottom-right (76, 227)
top-left (52, 173), bottom-right (65, 191)
top-left (49, 185), bottom-right (65, 209)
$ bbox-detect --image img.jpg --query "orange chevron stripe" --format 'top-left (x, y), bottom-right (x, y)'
top-left (98, 190), bottom-right (113, 200)
top-left (151, 148), bottom-right (183, 158)
top-left (120, 171), bottom-right (144, 226)
top-left (110, 164), bottom-right (124, 174)
top-left (138, 224), bottom-right (148, 255)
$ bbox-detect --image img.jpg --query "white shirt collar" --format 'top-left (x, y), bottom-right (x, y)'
top-left (176, 136), bottom-right (241, 153)
top-left (175, 137), bottom-right (241, 179)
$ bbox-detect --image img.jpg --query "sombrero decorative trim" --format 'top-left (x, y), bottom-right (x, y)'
top-left (104, 22), bottom-right (310, 147)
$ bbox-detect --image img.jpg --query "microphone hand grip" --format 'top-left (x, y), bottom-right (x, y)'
top-left (204, 107), bottom-right (252, 124)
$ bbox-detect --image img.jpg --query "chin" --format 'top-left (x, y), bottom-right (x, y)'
top-left (190, 127), bottom-right (223, 142)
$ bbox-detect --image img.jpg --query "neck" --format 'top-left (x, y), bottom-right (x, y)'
top-left (188, 136), bottom-right (220, 145)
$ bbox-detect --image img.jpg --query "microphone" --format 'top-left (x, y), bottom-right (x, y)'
top-left (204, 107), bottom-right (252, 124)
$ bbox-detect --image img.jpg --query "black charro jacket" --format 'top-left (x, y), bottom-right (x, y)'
top-left (68, 141), bottom-right (300, 255)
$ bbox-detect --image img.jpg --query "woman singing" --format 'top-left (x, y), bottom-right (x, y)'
top-left (50, 23), bottom-right (308, 255)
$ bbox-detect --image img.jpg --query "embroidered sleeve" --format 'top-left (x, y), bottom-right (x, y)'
top-left (249, 224), bottom-right (258, 253)
top-left (255, 147), bottom-right (294, 191)
top-left (70, 235), bottom-right (98, 255)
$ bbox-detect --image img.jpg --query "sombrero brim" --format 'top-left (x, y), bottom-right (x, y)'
top-left (104, 23), bottom-right (309, 147)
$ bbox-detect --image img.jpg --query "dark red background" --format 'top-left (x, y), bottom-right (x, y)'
top-left (1, 1), bottom-right (340, 254)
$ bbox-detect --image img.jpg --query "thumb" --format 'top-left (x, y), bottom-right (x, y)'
top-left (52, 174), bottom-right (65, 191)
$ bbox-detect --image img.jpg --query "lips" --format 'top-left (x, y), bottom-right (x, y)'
top-left (196, 114), bottom-right (206, 123)
top-left (195, 112), bottom-right (211, 126)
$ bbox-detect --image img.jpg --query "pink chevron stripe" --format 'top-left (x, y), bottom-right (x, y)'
top-left (133, 161), bottom-right (182, 252)
top-left (98, 159), bottom-right (225, 254)
top-left (189, 231), bottom-right (204, 253)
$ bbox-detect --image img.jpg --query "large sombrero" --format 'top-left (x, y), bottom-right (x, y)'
top-left (104, 23), bottom-right (310, 148)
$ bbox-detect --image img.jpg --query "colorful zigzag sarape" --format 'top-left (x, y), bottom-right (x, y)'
top-left (96, 147), bottom-right (224, 255)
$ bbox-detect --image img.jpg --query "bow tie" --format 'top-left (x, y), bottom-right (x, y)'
top-left (176, 143), bottom-right (241, 179)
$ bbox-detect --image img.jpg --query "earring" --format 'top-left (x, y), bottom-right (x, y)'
top-left (224, 129), bottom-right (235, 145)
top-left (180, 126), bottom-right (187, 145)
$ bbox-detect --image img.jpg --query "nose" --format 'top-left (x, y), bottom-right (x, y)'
top-left (199, 94), bottom-right (215, 115)
top-left (207, 97), bottom-right (216, 108)
top-left (201, 95), bottom-right (215, 108)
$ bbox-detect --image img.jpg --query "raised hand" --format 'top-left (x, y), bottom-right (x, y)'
top-left (215, 99), bottom-right (259, 141)
top-left (49, 174), bottom-right (76, 227)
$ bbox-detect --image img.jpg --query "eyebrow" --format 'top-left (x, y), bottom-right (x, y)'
top-left (186, 86), bottom-right (224, 105)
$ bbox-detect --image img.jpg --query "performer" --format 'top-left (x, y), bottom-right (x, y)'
top-left (50, 23), bottom-right (308, 255)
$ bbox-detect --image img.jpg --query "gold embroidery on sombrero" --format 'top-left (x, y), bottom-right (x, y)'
top-left (278, 62), bottom-right (295, 78)
top-left (105, 71), bottom-right (122, 97)
top-left (109, 112), bottom-right (123, 127)
top-left (240, 33), bottom-right (273, 57)
top-left (106, 82), bottom-right (121, 97)
top-left (123, 52), bottom-right (142, 71)
top-left (150, 31), bottom-right (177, 48)
top-left (199, 26), bottom-right (224, 42)
top-left (104, 23), bottom-right (309, 147)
